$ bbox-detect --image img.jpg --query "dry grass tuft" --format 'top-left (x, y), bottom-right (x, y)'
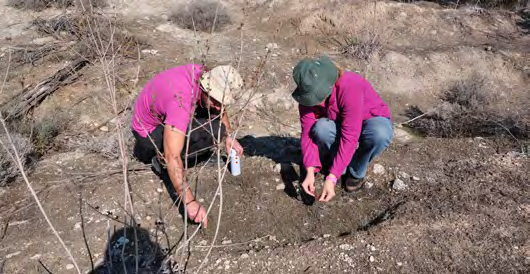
top-left (7, 0), bottom-right (106, 11)
top-left (170, 0), bottom-right (232, 33)
top-left (338, 34), bottom-right (381, 61)
top-left (0, 132), bottom-right (34, 186)
top-left (405, 75), bottom-right (529, 139)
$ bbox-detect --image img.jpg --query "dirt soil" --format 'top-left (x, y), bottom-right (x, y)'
top-left (0, 0), bottom-right (529, 273)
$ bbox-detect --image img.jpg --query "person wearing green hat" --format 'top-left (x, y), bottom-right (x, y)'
top-left (292, 56), bottom-right (393, 202)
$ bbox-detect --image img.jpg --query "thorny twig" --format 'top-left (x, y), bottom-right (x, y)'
top-left (79, 195), bottom-right (95, 272)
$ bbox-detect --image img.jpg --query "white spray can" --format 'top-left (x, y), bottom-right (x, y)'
top-left (229, 149), bottom-right (241, 176)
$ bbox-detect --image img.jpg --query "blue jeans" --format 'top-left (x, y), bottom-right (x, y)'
top-left (311, 117), bottom-right (393, 179)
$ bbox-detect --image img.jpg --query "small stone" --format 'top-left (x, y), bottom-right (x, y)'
top-left (397, 262), bottom-right (403, 266)
top-left (99, 126), bottom-right (109, 132)
top-left (269, 235), bottom-right (277, 241)
top-left (273, 163), bottom-right (282, 173)
top-left (222, 240), bottom-right (232, 245)
top-left (369, 256), bottom-right (375, 262)
top-left (392, 178), bottom-right (408, 191)
top-left (478, 143), bottom-right (488, 148)
top-left (364, 182), bottom-right (374, 189)
top-left (373, 164), bottom-right (385, 175)
top-left (141, 49), bottom-right (159, 55)
top-left (156, 188), bottom-right (164, 193)
top-left (266, 42), bottom-right (279, 50)
top-left (412, 176), bottom-right (420, 181)
top-left (367, 244), bottom-right (376, 251)
top-left (198, 198), bottom-right (205, 203)
top-left (66, 264), bottom-right (74, 270)
top-left (323, 234), bottom-right (331, 238)
top-left (399, 171), bottom-right (410, 179)
top-left (73, 222), bottom-right (81, 230)
top-left (240, 253), bottom-right (249, 259)
top-left (339, 244), bottom-right (354, 251)
top-left (198, 240), bottom-right (207, 245)
top-left (146, 216), bottom-right (152, 221)
top-left (30, 254), bottom-right (42, 260)
top-left (275, 178), bottom-right (280, 183)
top-left (275, 183), bottom-right (285, 190)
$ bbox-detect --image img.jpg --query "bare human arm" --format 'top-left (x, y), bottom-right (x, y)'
top-left (163, 124), bottom-right (207, 227)
top-left (221, 112), bottom-right (243, 155)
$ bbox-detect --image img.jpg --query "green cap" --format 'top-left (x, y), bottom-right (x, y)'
top-left (292, 56), bottom-right (338, 106)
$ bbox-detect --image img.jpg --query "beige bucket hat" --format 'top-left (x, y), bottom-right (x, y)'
top-left (199, 65), bottom-right (243, 105)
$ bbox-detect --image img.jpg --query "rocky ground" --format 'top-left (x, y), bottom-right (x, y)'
top-left (0, 0), bottom-right (528, 273)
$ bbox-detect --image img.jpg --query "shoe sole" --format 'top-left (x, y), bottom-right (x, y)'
top-left (344, 180), bottom-right (365, 192)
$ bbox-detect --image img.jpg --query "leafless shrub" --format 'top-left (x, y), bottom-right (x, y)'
top-left (0, 132), bottom-right (34, 186)
top-left (6, 0), bottom-right (106, 11)
top-left (405, 75), bottom-right (529, 138)
top-left (170, 0), bottom-right (232, 32)
top-left (32, 13), bottom-right (146, 60)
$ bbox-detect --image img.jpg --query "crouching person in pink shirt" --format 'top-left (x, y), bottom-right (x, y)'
top-left (131, 64), bottom-right (244, 227)
top-left (292, 56), bottom-right (393, 203)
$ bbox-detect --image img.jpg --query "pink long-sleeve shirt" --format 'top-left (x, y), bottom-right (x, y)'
top-left (299, 71), bottom-right (391, 177)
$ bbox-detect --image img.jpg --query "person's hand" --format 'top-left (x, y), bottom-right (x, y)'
top-left (225, 136), bottom-right (243, 156)
top-left (319, 179), bottom-right (336, 202)
top-left (185, 201), bottom-right (208, 228)
top-left (301, 172), bottom-right (316, 197)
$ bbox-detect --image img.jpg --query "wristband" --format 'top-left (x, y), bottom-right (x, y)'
top-left (326, 175), bottom-right (338, 185)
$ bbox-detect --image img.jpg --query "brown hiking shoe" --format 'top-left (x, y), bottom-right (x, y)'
top-left (343, 176), bottom-right (365, 192)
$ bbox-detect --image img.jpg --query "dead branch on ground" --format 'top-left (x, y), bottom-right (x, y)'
top-left (0, 58), bottom-right (88, 120)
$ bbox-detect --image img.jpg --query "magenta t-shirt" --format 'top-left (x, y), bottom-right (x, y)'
top-left (132, 64), bottom-right (203, 137)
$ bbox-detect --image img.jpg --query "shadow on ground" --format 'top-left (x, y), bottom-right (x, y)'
top-left (89, 226), bottom-right (166, 274)
top-left (238, 135), bottom-right (309, 202)
top-left (517, 9), bottom-right (530, 34)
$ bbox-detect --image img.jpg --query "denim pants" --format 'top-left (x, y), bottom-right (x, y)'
top-left (311, 117), bottom-right (393, 179)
